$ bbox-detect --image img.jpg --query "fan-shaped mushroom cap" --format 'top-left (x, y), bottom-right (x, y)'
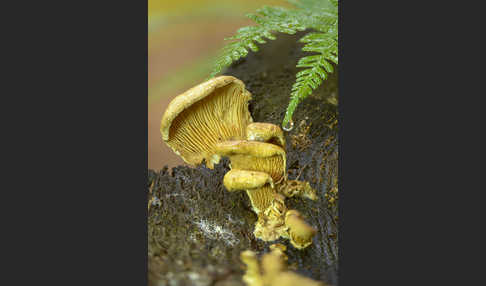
top-left (160, 76), bottom-right (253, 168)
top-left (285, 210), bottom-right (317, 249)
top-left (215, 140), bottom-right (286, 183)
top-left (223, 169), bottom-right (274, 192)
top-left (246, 122), bottom-right (285, 148)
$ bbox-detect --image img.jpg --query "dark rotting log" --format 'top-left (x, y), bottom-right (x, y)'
top-left (148, 32), bottom-right (338, 286)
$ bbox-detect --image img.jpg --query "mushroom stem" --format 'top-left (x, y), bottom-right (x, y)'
top-left (241, 250), bottom-right (264, 286)
top-left (253, 194), bottom-right (287, 241)
top-left (261, 249), bottom-right (287, 282)
top-left (272, 272), bottom-right (325, 286)
top-left (241, 244), bottom-right (325, 286)
top-left (284, 210), bottom-right (317, 249)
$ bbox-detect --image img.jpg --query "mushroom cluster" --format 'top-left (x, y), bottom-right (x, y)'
top-left (240, 244), bottom-right (325, 286)
top-left (161, 76), bottom-right (318, 249)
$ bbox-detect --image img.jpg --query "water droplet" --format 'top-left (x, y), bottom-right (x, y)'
top-left (152, 196), bottom-right (161, 207)
top-left (282, 119), bottom-right (294, 131)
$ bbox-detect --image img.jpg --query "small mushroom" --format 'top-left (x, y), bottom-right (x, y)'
top-left (284, 210), bottom-right (317, 249)
top-left (241, 245), bottom-right (325, 286)
top-left (214, 140), bottom-right (290, 241)
top-left (215, 140), bottom-right (286, 184)
top-left (246, 122), bottom-right (285, 148)
top-left (215, 139), bottom-right (318, 246)
top-left (223, 169), bottom-right (274, 192)
top-left (160, 76), bottom-right (253, 168)
top-left (215, 140), bottom-right (286, 213)
top-left (241, 250), bottom-right (264, 286)
top-left (261, 250), bottom-right (287, 282)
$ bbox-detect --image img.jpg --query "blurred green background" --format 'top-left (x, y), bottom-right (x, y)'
top-left (148, 0), bottom-right (290, 169)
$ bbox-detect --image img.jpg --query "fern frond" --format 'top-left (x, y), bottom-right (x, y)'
top-left (283, 53), bottom-right (335, 128)
top-left (282, 8), bottom-right (338, 128)
top-left (209, 0), bottom-right (339, 129)
top-left (209, 26), bottom-right (273, 78)
top-left (288, 0), bottom-right (336, 10)
top-left (209, 6), bottom-right (307, 78)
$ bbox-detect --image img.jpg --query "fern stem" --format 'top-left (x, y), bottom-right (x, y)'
top-left (282, 95), bottom-right (300, 130)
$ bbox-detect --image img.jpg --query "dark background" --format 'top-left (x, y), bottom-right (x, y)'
top-left (2, 0), bottom-right (484, 285)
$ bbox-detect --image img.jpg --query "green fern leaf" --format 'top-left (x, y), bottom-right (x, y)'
top-left (210, 0), bottom-right (339, 129)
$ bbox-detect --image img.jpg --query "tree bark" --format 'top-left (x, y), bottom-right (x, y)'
top-left (148, 32), bottom-right (339, 286)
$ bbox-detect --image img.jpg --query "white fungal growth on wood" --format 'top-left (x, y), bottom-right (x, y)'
top-left (194, 219), bottom-right (239, 246)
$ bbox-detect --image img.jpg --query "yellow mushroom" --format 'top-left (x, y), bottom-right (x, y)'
top-left (241, 250), bottom-right (264, 286)
top-left (253, 193), bottom-right (287, 241)
top-left (271, 272), bottom-right (325, 286)
top-left (269, 243), bottom-right (287, 258)
top-left (215, 140), bottom-right (318, 246)
top-left (284, 210), bottom-right (317, 249)
top-left (160, 76), bottom-right (253, 169)
top-left (246, 122), bottom-right (286, 149)
top-left (261, 246), bottom-right (287, 279)
top-left (215, 140), bottom-right (286, 184)
top-left (223, 169), bottom-right (274, 192)
top-left (241, 245), bottom-right (325, 286)
top-left (215, 140), bottom-right (285, 213)
top-left (160, 76), bottom-right (320, 249)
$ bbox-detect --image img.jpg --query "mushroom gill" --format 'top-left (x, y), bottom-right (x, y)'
top-left (253, 193), bottom-right (287, 241)
top-left (215, 140), bottom-right (286, 184)
top-left (245, 185), bottom-right (278, 214)
top-left (160, 76), bottom-right (253, 168)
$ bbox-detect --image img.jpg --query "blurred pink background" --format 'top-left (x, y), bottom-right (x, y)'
top-left (148, 0), bottom-right (290, 170)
